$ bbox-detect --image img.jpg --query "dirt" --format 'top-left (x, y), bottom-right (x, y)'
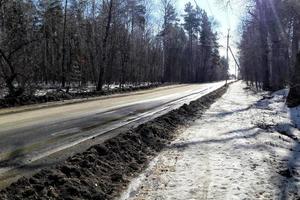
top-left (0, 85), bottom-right (228, 200)
top-left (0, 84), bottom-right (161, 109)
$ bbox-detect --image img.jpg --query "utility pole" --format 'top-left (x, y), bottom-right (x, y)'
top-left (235, 63), bottom-right (237, 80)
top-left (226, 29), bottom-right (230, 84)
top-left (228, 46), bottom-right (240, 79)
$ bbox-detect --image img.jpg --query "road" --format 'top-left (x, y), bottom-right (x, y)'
top-left (0, 81), bottom-right (225, 188)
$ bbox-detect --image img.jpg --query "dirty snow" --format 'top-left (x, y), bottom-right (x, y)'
top-left (119, 81), bottom-right (300, 200)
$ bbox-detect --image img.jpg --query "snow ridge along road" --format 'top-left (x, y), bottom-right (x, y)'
top-left (0, 81), bottom-right (226, 188)
top-left (120, 81), bottom-right (300, 200)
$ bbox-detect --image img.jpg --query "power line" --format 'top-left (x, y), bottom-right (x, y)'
top-left (228, 46), bottom-right (240, 70)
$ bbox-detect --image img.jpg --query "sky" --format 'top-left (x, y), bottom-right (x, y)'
top-left (154, 0), bottom-right (247, 75)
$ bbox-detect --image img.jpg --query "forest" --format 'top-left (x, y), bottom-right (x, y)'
top-left (1, 1), bottom-right (300, 199)
top-left (0, 0), bottom-right (228, 99)
top-left (238, 0), bottom-right (300, 106)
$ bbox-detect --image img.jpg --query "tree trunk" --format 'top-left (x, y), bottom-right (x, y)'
top-left (287, 53), bottom-right (300, 107)
top-left (291, 17), bottom-right (300, 75)
top-left (61, 0), bottom-right (68, 88)
top-left (96, 0), bottom-right (113, 91)
top-left (256, 0), bottom-right (270, 90)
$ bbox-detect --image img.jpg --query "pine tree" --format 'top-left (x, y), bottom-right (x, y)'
top-left (199, 11), bottom-right (213, 82)
top-left (183, 2), bottom-right (200, 82)
top-left (160, 0), bottom-right (178, 82)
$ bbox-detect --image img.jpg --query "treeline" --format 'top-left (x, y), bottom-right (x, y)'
top-left (239, 0), bottom-right (300, 92)
top-left (0, 0), bottom-right (228, 98)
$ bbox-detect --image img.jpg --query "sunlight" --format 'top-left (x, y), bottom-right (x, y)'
top-left (267, 0), bottom-right (287, 41)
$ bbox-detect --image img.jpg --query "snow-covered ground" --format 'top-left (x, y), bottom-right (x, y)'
top-left (119, 81), bottom-right (300, 200)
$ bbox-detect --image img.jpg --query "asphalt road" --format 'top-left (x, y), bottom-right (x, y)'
top-left (0, 81), bottom-right (225, 187)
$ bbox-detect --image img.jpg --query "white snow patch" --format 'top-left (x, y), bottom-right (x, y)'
top-left (32, 82), bottom-right (159, 97)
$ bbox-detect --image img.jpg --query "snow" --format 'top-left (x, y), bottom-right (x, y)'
top-left (32, 82), bottom-right (159, 97)
top-left (119, 81), bottom-right (300, 200)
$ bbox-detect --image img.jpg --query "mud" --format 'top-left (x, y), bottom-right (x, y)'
top-left (0, 85), bottom-right (228, 200)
